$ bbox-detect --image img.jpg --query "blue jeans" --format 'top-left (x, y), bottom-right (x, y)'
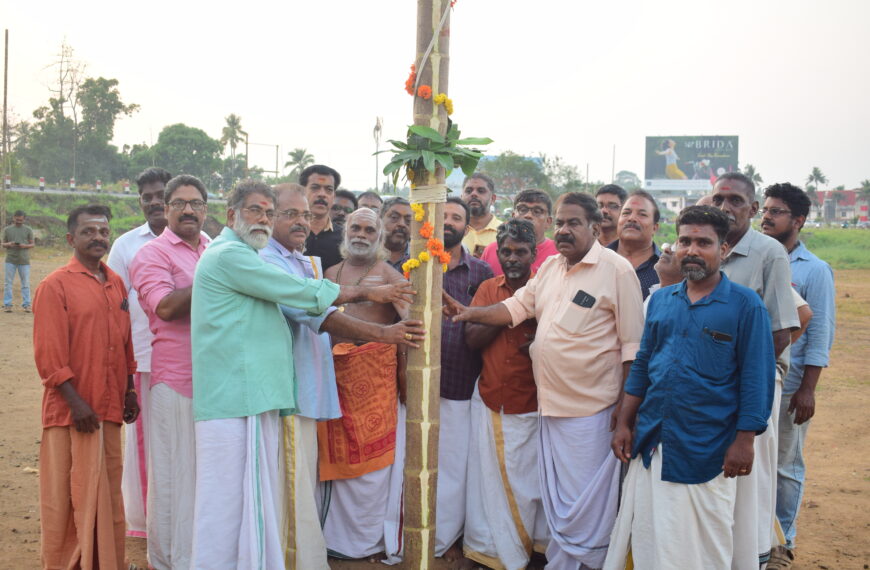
top-left (776, 391), bottom-right (811, 549)
top-left (4, 262), bottom-right (31, 307)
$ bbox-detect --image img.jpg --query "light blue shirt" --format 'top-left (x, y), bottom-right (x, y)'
top-left (784, 241), bottom-right (835, 394)
top-left (260, 239), bottom-right (341, 420)
top-left (191, 227), bottom-right (340, 421)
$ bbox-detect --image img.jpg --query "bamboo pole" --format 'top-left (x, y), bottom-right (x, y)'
top-left (404, 1), bottom-right (450, 567)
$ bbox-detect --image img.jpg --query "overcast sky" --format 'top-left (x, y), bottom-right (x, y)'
top-left (4, 0), bottom-right (868, 190)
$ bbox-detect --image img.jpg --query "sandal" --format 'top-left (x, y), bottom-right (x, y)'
top-left (767, 545), bottom-right (795, 569)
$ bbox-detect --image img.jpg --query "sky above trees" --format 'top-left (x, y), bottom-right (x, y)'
top-left (3, 0), bottom-right (869, 190)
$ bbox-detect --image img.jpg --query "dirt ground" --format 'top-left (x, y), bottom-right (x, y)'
top-left (1, 248), bottom-right (868, 569)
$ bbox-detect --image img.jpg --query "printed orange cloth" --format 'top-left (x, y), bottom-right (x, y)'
top-left (318, 342), bottom-right (398, 481)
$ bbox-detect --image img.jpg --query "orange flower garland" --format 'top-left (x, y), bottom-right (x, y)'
top-left (417, 85), bottom-right (432, 99)
top-left (404, 65), bottom-right (417, 95)
top-left (402, 217), bottom-right (451, 278)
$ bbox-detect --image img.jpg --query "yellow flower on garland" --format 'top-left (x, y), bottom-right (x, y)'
top-left (442, 263), bottom-right (448, 273)
top-left (411, 203), bottom-right (425, 222)
top-left (418, 251), bottom-right (431, 262)
top-left (433, 93), bottom-right (454, 116)
top-left (444, 98), bottom-right (454, 115)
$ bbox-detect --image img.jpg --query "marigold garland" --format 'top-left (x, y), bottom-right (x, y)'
top-left (400, 222), bottom-right (452, 279)
top-left (433, 92), bottom-right (454, 115)
top-left (404, 65), bottom-right (416, 95)
top-left (417, 85), bottom-right (432, 99)
top-left (411, 203), bottom-right (425, 222)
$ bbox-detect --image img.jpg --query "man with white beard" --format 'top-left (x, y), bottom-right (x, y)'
top-left (190, 181), bottom-right (415, 568)
top-left (320, 207), bottom-right (411, 562)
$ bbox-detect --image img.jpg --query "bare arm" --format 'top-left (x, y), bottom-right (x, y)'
top-left (791, 304), bottom-right (813, 344)
top-left (443, 291), bottom-right (513, 327)
top-left (789, 364), bottom-right (823, 425)
top-left (155, 286), bottom-right (193, 321)
top-left (333, 281), bottom-right (415, 307)
top-left (464, 322), bottom-right (503, 350)
top-left (320, 310), bottom-right (425, 348)
top-left (611, 392), bottom-right (643, 463)
top-left (772, 329), bottom-right (791, 358)
top-left (57, 381), bottom-right (101, 433)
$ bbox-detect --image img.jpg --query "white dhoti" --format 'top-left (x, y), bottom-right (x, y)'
top-left (732, 379), bottom-right (782, 569)
top-left (319, 403), bottom-right (406, 562)
top-left (464, 388), bottom-right (548, 570)
top-left (539, 409), bottom-right (621, 570)
top-left (147, 383), bottom-right (195, 570)
top-left (604, 444), bottom-right (738, 570)
top-left (435, 397), bottom-right (473, 557)
top-left (280, 414), bottom-right (328, 569)
top-left (122, 371), bottom-right (151, 538)
top-left (191, 411), bottom-right (284, 570)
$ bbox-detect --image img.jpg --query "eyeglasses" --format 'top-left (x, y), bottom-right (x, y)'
top-left (168, 199), bottom-right (206, 211)
top-left (278, 209), bottom-right (312, 221)
top-left (760, 207), bottom-right (792, 217)
top-left (242, 206), bottom-right (276, 220)
top-left (331, 205), bottom-right (355, 215)
top-left (514, 205), bottom-right (548, 217)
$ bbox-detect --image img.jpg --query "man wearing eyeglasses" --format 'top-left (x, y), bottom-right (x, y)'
top-left (760, 183), bottom-right (835, 569)
top-left (107, 166), bottom-right (172, 539)
top-left (710, 172), bottom-right (800, 568)
top-left (595, 184), bottom-right (628, 247)
top-left (190, 180), bottom-right (415, 568)
top-left (129, 175), bottom-right (211, 569)
top-left (260, 184), bottom-right (423, 568)
top-left (479, 189), bottom-right (558, 276)
top-left (330, 189), bottom-right (358, 227)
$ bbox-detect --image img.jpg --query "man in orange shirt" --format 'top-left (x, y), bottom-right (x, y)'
top-left (445, 192), bottom-right (643, 569)
top-left (33, 204), bottom-right (140, 570)
top-left (463, 219), bottom-right (549, 569)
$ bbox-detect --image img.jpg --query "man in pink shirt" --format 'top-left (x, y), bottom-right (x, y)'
top-left (445, 192), bottom-right (644, 568)
top-left (130, 175), bottom-right (211, 569)
top-left (479, 189), bottom-right (559, 276)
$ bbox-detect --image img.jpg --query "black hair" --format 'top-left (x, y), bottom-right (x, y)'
top-left (718, 172), bottom-right (756, 201)
top-left (496, 219), bottom-right (537, 253)
top-left (135, 167), bottom-right (172, 193)
top-left (462, 172), bottom-right (495, 193)
top-left (763, 183), bottom-right (811, 220)
top-left (446, 196), bottom-right (470, 224)
top-left (381, 197), bottom-right (410, 217)
top-left (514, 189), bottom-right (552, 215)
top-left (67, 204), bottom-right (112, 233)
top-left (556, 192), bottom-right (603, 224)
top-left (595, 184), bottom-right (627, 203)
top-left (627, 190), bottom-right (661, 223)
top-left (334, 189), bottom-right (358, 209)
top-left (165, 175), bottom-right (208, 203)
top-left (299, 164), bottom-right (341, 188)
top-left (13, 210), bottom-right (25, 217)
top-left (227, 179), bottom-right (276, 210)
top-left (358, 191), bottom-right (383, 204)
top-left (676, 205), bottom-right (730, 244)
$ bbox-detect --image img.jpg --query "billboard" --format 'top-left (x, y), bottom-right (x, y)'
top-left (644, 136), bottom-right (738, 191)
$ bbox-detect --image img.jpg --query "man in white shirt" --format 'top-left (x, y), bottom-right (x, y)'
top-left (106, 166), bottom-right (172, 538)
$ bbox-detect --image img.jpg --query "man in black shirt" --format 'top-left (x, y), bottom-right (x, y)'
top-left (301, 164), bottom-right (344, 270)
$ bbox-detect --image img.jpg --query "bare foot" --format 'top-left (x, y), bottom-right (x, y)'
top-left (443, 540), bottom-right (477, 569)
top-left (367, 552), bottom-right (387, 563)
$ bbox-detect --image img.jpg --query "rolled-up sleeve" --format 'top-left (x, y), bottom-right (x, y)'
top-left (32, 280), bottom-right (75, 388)
top-left (502, 277), bottom-right (537, 328)
top-left (219, 243), bottom-right (340, 315)
top-left (615, 267), bottom-right (643, 362)
top-left (130, 243), bottom-right (175, 316)
top-left (763, 249), bottom-right (800, 332)
top-left (802, 264), bottom-right (835, 368)
top-left (736, 301), bottom-right (775, 432)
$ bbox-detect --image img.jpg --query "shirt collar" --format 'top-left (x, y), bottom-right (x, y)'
top-left (674, 271), bottom-right (732, 305)
top-left (560, 239), bottom-right (602, 271)
top-left (138, 221), bottom-right (161, 238)
top-left (790, 241), bottom-right (812, 261)
top-left (266, 237), bottom-right (295, 259)
top-left (727, 228), bottom-right (758, 258)
top-left (65, 256), bottom-right (110, 279)
top-left (495, 270), bottom-right (535, 293)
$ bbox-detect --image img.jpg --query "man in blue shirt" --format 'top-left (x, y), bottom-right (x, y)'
top-left (761, 183), bottom-right (836, 567)
top-left (604, 206), bottom-right (775, 569)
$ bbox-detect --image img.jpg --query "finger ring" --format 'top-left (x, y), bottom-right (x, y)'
top-left (404, 333), bottom-right (413, 340)
top-left (739, 468), bottom-right (748, 473)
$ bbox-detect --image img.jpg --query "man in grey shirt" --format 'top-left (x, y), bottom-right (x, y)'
top-left (710, 172), bottom-right (800, 568)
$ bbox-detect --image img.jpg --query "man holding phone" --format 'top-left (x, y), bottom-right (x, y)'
top-left (2, 210), bottom-right (35, 312)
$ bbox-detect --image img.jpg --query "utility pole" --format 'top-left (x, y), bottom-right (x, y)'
top-left (374, 116), bottom-right (383, 192)
top-left (405, 1), bottom-right (451, 567)
top-left (1, 29), bottom-right (8, 230)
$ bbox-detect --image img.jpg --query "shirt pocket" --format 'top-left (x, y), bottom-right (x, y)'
top-left (693, 331), bottom-right (736, 382)
top-left (556, 303), bottom-right (593, 335)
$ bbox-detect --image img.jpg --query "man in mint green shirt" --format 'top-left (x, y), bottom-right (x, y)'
top-left (190, 180), bottom-right (415, 569)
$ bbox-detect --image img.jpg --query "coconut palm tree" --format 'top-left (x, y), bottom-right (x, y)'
top-left (220, 114), bottom-right (247, 182)
top-left (806, 167), bottom-right (828, 194)
top-left (743, 164), bottom-right (763, 189)
top-left (285, 148), bottom-right (315, 179)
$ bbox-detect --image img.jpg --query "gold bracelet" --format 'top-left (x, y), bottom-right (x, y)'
top-left (126, 389), bottom-right (138, 396)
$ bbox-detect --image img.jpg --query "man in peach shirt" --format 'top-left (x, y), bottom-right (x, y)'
top-left (445, 192), bottom-right (644, 569)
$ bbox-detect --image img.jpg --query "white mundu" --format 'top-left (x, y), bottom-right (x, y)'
top-left (463, 388), bottom-right (548, 569)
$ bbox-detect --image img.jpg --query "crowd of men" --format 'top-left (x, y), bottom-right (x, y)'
top-left (30, 163), bottom-right (834, 570)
